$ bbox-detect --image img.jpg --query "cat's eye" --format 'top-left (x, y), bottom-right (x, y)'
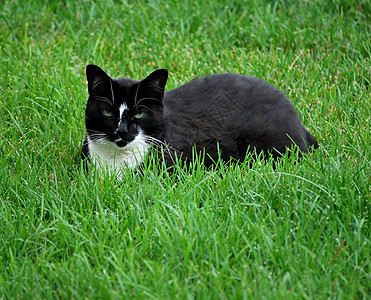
top-left (133, 112), bottom-right (145, 119)
top-left (102, 109), bottom-right (114, 117)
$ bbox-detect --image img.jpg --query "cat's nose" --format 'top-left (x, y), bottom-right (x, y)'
top-left (117, 121), bottom-right (128, 134)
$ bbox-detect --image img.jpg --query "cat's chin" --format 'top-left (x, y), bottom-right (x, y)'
top-left (115, 140), bottom-right (128, 148)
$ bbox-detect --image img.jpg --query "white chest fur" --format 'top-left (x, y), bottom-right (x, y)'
top-left (87, 132), bottom-right (149, 178)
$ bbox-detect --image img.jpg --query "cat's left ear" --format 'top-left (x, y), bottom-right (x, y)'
top-left (86, 64), bottom-right (111, 97)
top-left (140, 69), bottom-right (168, 99)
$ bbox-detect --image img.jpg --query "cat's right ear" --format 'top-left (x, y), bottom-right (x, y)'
top-left (86, 64), bottom-right (111, 96)
top-left (140, 69), bottom-right (168, 97)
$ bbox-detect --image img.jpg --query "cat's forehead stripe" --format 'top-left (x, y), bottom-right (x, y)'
top-left (119, 103), bottom-right (128, 118)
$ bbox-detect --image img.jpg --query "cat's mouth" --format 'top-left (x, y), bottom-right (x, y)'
top-left (114, 137), bottom-right (135, 148)
top-left (115, 140), bottom-right (127, 147)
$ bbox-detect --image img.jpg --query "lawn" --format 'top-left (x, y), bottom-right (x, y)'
top-left (0, 0), bottom-right (370, 298)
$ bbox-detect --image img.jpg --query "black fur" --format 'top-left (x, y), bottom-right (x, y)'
top-left (82, 65), bottom-right (318, 168)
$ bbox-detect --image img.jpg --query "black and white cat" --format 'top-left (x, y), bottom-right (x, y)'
top-left (81, 64), bottom-right (318, 177)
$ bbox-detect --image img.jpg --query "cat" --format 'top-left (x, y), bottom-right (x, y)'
top-left (81, 64), bottom-right (318, 177)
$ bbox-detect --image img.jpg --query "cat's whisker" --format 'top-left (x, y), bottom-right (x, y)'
top-left (88, 134), bottom-right (107, 140)
top-left (134, 82), bottom-right (141, 106)
top-left (144, 136), bottom-right (180, 160)
top-left (110, 80), bottom-right (115, 105)
top-left (146, 143), bottom-right (174, 159)
top-left (94, 95), bottom-right (113, 105)
top-left (135, 97), bottom-right (162, 107)
top-left (145, 136), bottom-right (176, 152)
top-left (88, 133), bottom-right (108, 143)
top-left (87, 129), bottom-right (106, 134)
top-left (134, 97), bottom-right (162, 112)
top-left (135, 104), bottom-right (154, 113)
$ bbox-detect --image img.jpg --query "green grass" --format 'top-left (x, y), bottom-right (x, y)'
top-left (0, 0), bottom-right (370, 298)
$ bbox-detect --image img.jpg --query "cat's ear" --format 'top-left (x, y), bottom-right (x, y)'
top-left (140, 69), bottom-right (168, 98)
top-left (86, 64), bottom-right (111, 96)
top-left (135, 69), bottom-right (168, 114)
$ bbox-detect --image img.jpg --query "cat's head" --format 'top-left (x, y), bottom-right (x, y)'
top-left (85, 64), bottom-right (168, 148)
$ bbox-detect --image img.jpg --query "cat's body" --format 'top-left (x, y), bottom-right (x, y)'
top-left (82, 65), bottom-right (318, 177)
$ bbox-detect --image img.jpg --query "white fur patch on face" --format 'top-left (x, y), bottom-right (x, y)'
top-left (119, 103), bottom-right (128, 121)
top-left (88, 130), bottom-right (149, 179)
